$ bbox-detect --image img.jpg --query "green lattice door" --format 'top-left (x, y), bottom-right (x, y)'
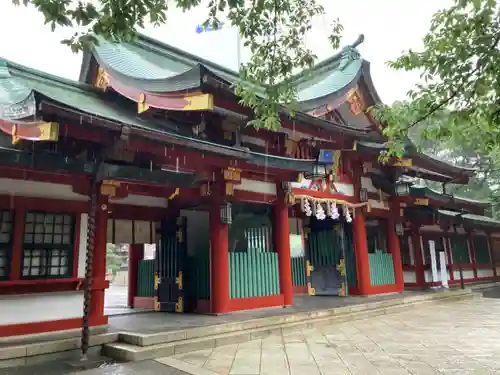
top-left (306, 218), bottom-right (348, 296)
top-left (154, 216), bottom-right (187, 312)
top-left (451, 237), bottom-right (470, 264)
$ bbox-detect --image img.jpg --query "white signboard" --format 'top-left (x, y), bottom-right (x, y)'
top-left (429, 240), bottom-right (440, 286)
top-left (439, 251), bottom-right (449, 288)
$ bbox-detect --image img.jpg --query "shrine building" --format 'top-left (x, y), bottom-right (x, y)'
top-left (0, 33), bottom-right (498, 339)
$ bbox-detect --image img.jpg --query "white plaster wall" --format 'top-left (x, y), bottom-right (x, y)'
top-left (408, 237), bottom-right (415, 266)
top-left (0, 292), bottom-right (84, 325)
top-left (404, 271), bottom-right (416, 283)
top-left (496, 266), bottom-right (500, 275)
top-left (78, 213), bottom-right (88, 278)
top-left (369, 199), bottom-right (389, 210)
top-left (477, 269), bottom-right (494, 278)
top-left (333, 183), bottom-right (354, 196)
top-left (180, 209), bottom-right (209, 256)
top-left (424, 270), bottom-right (433, 283)
top-left (360, 176), bottom-right (377, 193)
top-left (111, 194), bottom-right (168, 208)
top-left (0, 179), bottom-right (168, 208)
top-left (453, 270), bottom-right (475, 280)
top-left (420, 225), bottom-right (443, 233)
top-left (236, 179), bottom-right (276, 195)
top-left (0, 179), bottom-right (87, 201)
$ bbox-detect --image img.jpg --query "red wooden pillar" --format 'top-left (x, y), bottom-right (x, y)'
top-left (275, 184), bottom-right (293, 307)
top-left (487, 233), bottom-right (497, 277)
top-left (89, 189), bottom-right (109, 324)
top-left (9, 207), bottom-right (25, 281)
top-left (468, 235), bottom-right (478, 279)
top-left (387, 218), bottom-right (404, 291)
top-left (210, 200), bottom-right (229, 314)
top-left (353, 211), bottom-right (371, 295)
top-left (411, 228), bottom-right (425, 288)
top-left (128, 244), bottom-right (144, 308)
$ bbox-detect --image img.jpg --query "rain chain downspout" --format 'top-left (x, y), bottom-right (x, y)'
top-left (81, 163), bottom-right (101, 358)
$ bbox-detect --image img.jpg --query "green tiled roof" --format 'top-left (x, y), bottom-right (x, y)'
top-left (357, 141), bottom-right (475, 178)
top-left (1, 59), bottom-right (178, 132)
top-left (438, 209), bottom-right (500, 227)
top-left (89, 33), bottom-right (368, 106)
top-left (0, 60), bottom-right (33, 107)
top-left (0, 58), bottom-right (320, 172)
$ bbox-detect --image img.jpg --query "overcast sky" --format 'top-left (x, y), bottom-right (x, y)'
top-left (0, 0), bottom-right (451, 104)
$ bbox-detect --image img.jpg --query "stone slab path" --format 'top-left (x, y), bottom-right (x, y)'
top-left (155, 293), bottom-right (500, 375)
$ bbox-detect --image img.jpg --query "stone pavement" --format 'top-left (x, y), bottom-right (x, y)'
top-left (155, 293), bottom-right (500, 375)
top-left (108, 291), bottom-right (428, 333)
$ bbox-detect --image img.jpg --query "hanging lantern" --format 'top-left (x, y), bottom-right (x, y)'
top-left (359, 188), bottom-right (368, 202)
top-left (395, 222), bottom-right (404, 236)
top-left (281, 181), bottom-right (292, 193)
top-left (220, 202), bottom-right (232, 224)
top-left (395, 180), bottom-right (412, 196)
top-left (304, 164), bottom-right (328, 180)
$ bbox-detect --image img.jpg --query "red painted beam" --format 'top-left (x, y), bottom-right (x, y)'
top-left (0, 165), bottom-right (89, 186)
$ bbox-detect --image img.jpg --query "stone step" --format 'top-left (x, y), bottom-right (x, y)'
top-left (104, 289), bottom-right (478, 362)
top-left (118, 288), bottom-right (476, 347)
top-left (0, 332), bottom-right (118, 366)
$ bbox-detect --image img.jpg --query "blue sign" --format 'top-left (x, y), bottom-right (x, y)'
top-left (318, 149), bottom-right (335, 164)
top-left (195, 22), bottom-right (225, 33)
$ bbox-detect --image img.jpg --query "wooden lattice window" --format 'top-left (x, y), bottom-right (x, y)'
top-left (450, 236), bottom-right (470, 264)
top-left (399, 235), bottom-right (412, 266)
top-left (21, 212), bottom-right (74, 279)
top-left (473, 236), bottom-right (491, 264)
top-left (0, 210), bottom-right (13, 280)
top-left (490, 238), bottom-right (500, 265)
top-left (421, 236), bottom-right (446, 265)
top-left (366, 218), bottom-right (388, 253)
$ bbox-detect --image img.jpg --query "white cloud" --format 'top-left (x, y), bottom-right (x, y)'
top-left (0, 0), bottom-right (451, 103)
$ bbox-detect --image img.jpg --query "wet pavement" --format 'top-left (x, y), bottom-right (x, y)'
top-left (1, 286), bottom-right (498, 375)
top-left (0, 360), bottom-right (188, 375)
top-left (108, 290), bottom-right (428, 334)
top-left (167, 289), bottom-right (500, 374)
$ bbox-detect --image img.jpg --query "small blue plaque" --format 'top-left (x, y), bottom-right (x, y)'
top-left (318, 149), bottom-right (334, 164)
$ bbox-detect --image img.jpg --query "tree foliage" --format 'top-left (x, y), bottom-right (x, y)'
top-left (106, 243), bottom-right (124, 278)
top-left (375, 0), bottom-right (500, 169)
top-left (14, 0), bottom-right (343, 131)
top-left (405, 106), bottom-right (500, 217)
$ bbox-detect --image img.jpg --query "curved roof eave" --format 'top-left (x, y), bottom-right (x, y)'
top-left (92, 44), bottom-right (204, 93)
top-left (297, 67), bottom-right (362, 112)
top-left (360, 60), bottom-right (382, 105)
top-left (356, 141), bottom-right (476, 179)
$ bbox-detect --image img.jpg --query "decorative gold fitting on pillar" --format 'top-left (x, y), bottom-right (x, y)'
top-left (95, 67), bottom-right (109, 91)
top-left (307, 282), bottom-right (316, 296)
top-left (11, 124), bottom-right (19, 145)
top-left (154, 272), bottom-right (160, 290)
top-left (175, 296), bottom-right (184, 312)
top-left (176, 271), bottom-right (183, 290)
top-left (168, 188), bottom-right (180, 200)
top-left (138, 93), bottom-right (150, 113)
top-left (336, 259), bottom-right (345, 276)
top-left (176, 229), bottom-right (183, 243)
top-left (225, 182), bottom-right (234, 196)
